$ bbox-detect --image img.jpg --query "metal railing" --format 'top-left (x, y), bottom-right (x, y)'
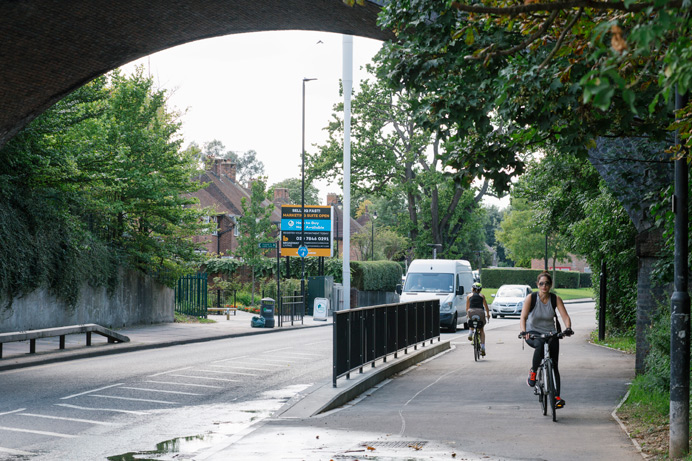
top-left (332, 300), bottom-right (440, 387)
top-left (278, 291), bottom-right (304, 326)
top-left (175, 273), bottom-right (208, 317)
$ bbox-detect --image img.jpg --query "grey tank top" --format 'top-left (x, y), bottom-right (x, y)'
top-left (526, 294), bottom-right (556, 333)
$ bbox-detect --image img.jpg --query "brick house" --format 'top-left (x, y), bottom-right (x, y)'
top-left (189, 158), bottom-right (280, 256)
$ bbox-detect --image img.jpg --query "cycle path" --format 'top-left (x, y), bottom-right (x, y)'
top-left (200, 301), bottom-right (641, 460)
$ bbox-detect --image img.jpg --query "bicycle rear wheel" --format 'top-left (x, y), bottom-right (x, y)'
top-left (545, 360), bottom-right (557, 422)
top-left (473, 332), bottom-right (480, 361)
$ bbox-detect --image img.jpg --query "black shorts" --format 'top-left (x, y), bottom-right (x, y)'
top-left (467, 308), bottom-right (486, 328)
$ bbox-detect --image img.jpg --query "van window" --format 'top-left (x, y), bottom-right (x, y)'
top-left (404, 273), bottom-right (454, 293)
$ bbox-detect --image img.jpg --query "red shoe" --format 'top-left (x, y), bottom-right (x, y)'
top-left (527, 369), bottom-right (536, 387)
top-left (555, 397), bottom-right (566, 409)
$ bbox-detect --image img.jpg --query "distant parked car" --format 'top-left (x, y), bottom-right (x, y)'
top-left (472, 270), bottom-right (480, 283)
top-left (490, 284), bottom-right (533, 318)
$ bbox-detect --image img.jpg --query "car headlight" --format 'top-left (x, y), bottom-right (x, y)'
top-left (516, 302), bottom-right (523, 310)
top-left (441, 301), bottom-right (454, 312)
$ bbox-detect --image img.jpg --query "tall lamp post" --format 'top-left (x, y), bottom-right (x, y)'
top-left (334, 200), bottom-right (342, 257)
top-left (301, 77), bottom-right (316, 307)
top-left (371, 211), bottom-right (377, 260)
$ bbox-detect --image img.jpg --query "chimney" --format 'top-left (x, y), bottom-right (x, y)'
top-left (218, 160), bottom-right (237, 183)
top-left (274, 188), bottom-right (289, 202)
top-left (326, 193), bottom-right (338, 206)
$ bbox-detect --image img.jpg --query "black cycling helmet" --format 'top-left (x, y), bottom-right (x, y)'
top-left (472, 282), bottom-right (482, 291)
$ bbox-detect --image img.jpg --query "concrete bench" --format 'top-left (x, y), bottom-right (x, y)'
top-left (207, 307), bottom-right (237, 319)
top-left (0, 324), bottom-right (130, 359)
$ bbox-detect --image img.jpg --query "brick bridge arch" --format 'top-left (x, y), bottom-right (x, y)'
top-left (0, 0), bottom-right (390, 149)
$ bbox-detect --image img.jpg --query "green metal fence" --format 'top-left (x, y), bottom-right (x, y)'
top-left (175, 273), bottom-right (208, 317)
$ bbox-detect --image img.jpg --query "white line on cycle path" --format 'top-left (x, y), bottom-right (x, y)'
top-left (55, 403), bottom-right (151, 415)
top-left (18, 413), bottom-right (118, 426)
top-left (148, 367), bottom-right (193, 377)
top-left (0, 426), bottom-right (76, 438)
top-left (208, 365), bottom-right (273, 372)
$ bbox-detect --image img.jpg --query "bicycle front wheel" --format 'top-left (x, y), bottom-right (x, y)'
top-left (545, 360), bottom-right (557, 422)
top-left (538, 367), bottom-right (547, 415)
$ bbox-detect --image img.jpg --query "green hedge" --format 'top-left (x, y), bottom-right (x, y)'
top-left (351, 261), bottom-right (403, 291)
top-left (481, 268), bottom-right (589, 289)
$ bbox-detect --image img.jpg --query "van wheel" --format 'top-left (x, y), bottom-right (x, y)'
top-left (491, 314), bottom-right (497, 319)
top-left (449, 315), bottom-right (457, 333)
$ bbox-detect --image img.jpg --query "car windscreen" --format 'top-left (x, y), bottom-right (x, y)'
top-left (496, 287), bottom-right (525, 298)
top-left (404, 273), bottom-right (454, 293)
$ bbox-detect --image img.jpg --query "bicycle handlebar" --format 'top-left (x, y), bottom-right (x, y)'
top-left (518, 329), bottom-right (573, 340)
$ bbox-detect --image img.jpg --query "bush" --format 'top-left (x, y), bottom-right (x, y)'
top-left (351, 261), bottom-right (402, 291)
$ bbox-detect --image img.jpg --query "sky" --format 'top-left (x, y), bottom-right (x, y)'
top-left (120, 30), bottom-right (508, 209)
top-left (121, 30), bottom-right (383, 203)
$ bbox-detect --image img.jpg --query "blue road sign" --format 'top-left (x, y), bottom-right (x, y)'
top-left (298, 245), bottom-right (308, 258)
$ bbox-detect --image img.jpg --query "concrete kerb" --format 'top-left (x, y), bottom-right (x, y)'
top-left (0, 320), bottom-right (331, 373)
top-left (275, 338), bottom-right (452, 419)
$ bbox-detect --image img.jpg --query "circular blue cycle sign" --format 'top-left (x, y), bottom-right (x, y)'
top-left (298, 245), bottom-right (308, 258)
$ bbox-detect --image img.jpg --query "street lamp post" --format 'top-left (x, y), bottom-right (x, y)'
top-left (371, 211), bottom-right (377, 261)
top-left (334, 200), bottom-right (342, 257)
top-left (301, 77), bottom-right (316, 309)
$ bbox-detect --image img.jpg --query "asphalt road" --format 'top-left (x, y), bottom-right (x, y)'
top-left (0, 327), bottom-right (333, 460)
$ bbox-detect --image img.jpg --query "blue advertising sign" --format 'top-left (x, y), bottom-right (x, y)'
top-left (280, 205), bottom-right (333, 257)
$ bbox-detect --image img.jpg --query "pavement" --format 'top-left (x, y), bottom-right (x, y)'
top-left (0, 299), bottom-right (644, 460)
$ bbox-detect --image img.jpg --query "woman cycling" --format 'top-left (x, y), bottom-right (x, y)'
top-left (466, 282), bottom-right (490, 356)
top-left (519, 271), bottom-right (573, 408)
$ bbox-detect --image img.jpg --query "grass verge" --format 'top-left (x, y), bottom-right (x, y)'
top-left (590, 331), bottom-right (636, 354)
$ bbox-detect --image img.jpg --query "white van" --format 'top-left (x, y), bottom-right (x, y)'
top-left (397, 259), bottom-right (474, 332)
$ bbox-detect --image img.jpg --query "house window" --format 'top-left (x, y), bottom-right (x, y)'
top-left (211, 216), bottom-right (219, 236)
top-left (233, 222), bottom-right (239, 237)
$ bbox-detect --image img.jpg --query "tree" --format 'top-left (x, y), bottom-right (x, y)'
top-left (235, 179), bottom-right (275, 305)
top-left (495, 197), bottom-right (569, 268)
top-left (235, 149), bottom-right (266, 185)
top-left (376, 1), bottom-right (675, 195)
top-left (201, 139), bottom-right (266, 185)
top-left (0, 67), bottom-right (213, 306)
top-left (268, 177), bottom-right (320, 205)
top-left (308, 68), bottom-right (490, 260)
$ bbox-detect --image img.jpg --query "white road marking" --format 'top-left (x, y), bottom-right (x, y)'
top-left (0, 426), bottom-right (76, 438)
top-left (208, 365), bottom-right (272, 372)
top-left (263, 347), bottom-right (292, 353)
top-left (146, 380), bottom-right (222, 389)
top-left (148, 367), bottom-right (193, 377)
top-left (235, 358), bottom-right (291, 365)
top-left (198, 370), bottom-right (257, 376)
top-left (0, 409), bottom-right (25, 416)
top-left (61, 383), bottom-right (124, 400)
top-left (169, 374), bottom-right (239, 382)
top-left (55, 404), bottom-right (150, 415)
top-left (120, 387), bottom-right (201, 396)
top-left (19, 413), bottom-right (116, 426)
top-left (89, 395), bottom-right (177, 405)
top-left (303, 340), bottom-right (330, 346)
top-left (0, 446), bottom-right (33, 455)
top-left (270, 352), bottom-right (324, 358)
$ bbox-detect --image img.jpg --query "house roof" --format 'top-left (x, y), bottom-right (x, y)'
top-left (190, 171), bottom-right (280, 222)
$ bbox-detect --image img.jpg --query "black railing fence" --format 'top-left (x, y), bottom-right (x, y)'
top-left (333, 300), bottom-right (440, 387)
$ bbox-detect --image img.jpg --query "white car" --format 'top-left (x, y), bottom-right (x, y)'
top-left (490, 284), bottom-right (533, 318)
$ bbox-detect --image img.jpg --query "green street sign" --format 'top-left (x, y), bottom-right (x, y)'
top-left (258, 242), bottom-right (276, 249)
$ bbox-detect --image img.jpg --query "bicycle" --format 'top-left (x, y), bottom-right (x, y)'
top-left (469, 314), bottom-right (483, 361)
top-left (518, 329), bottom-right (572, 422)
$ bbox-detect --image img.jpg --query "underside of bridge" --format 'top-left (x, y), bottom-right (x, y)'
top-left (0, 0), bottom-right (390, 149)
